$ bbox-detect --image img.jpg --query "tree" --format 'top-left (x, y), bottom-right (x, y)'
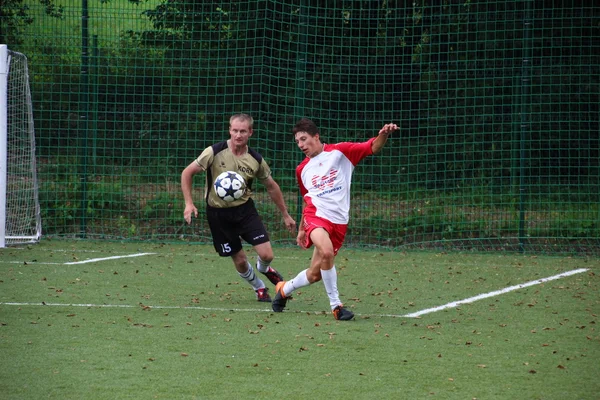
top-left (0, 0), bottom-right (63, 45)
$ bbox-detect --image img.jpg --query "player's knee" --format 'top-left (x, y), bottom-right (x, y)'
top-left (254, 243), bottom-right (274, 264)
top-left (231, 251), bottom-right (248, 267)
top-left (318, 248), bottom-right (335, 264)
top-left (307, 268), bottom-right (322, 283)
top-left (257, 251), bottom-right (274, 264)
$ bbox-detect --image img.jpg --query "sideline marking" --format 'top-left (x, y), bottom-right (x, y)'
top-left (1, 252), bottom-right (156, 266)
top-left (402, 268), bottom-right (590, 318)
top-left (64, 253), bottom-right (156, 265)
top-left (0, 302), bottom-right (270, 313)
top-left (0, 268), bottom-right (589, 318)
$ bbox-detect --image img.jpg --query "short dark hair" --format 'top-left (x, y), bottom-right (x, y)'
top-left (292, 118), bottom-right (319, 136)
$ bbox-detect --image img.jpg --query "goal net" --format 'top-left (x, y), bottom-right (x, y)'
top-left (0, 45), bottom-right (41, 247)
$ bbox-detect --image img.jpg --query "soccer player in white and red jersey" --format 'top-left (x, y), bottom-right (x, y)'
top-left (272, 118), bottom-right (398, 320)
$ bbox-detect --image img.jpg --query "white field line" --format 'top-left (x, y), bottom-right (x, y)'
top-left (0, 268), bottom-right (589, 318)
top-left (2, 252), bottom-right (156, 266)
top-left (4, 261), bottom-right (65, 265)
top-left (0, 302), bottom-right (271, 313)
top-left (401, 267), bottom-right (590, 318)
top-left (63, 253), bottom-right (156, 265)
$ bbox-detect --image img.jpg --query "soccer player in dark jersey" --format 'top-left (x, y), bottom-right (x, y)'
top-left (272, 118), bottom-right (398, 320)
top-left (181, 114), bottom-right (296, 302)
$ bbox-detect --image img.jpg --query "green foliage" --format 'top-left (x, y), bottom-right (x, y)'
top-left (5, 1), bottom-right (599, 253)
top-left (33, 160), bottom-right (599, 253)
top-left (142, 190), bottom-right (180, 226)
top-left (0, 0), bottom-right (63, 45)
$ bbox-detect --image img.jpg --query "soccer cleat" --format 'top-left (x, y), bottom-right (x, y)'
top-left (260, 266), bottom-right (284, 285)
top-left (332, 305), bottom-right (354, 321)
top-left (256, 287), bottom-right (272, 302)
top-left (271, 281), bottom-right (288, 312)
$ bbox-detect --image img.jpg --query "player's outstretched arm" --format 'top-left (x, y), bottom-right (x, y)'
top-left (371, 123), bottom-right (399, 154)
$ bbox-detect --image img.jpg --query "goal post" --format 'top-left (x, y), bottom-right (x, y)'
top-left (0, 44), bottom-right (42, 247)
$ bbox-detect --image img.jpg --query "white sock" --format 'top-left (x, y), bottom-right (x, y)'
top-left (239, 262), bottom-right (265, 290)
top-left (282, 269), bottom-right (310, 297)
top-left (255, 256), bottom-right (269, 273)
top-left (321, 266), bottom-right (341, 309)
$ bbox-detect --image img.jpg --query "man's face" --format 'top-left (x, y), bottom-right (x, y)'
top-left (229, 118), bottom-right (253, 146)
top-left (295, 131), bottom-right (321, 158)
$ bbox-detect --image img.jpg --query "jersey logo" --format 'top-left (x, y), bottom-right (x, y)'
top-left (238, 165), bottom-right (254, 175)
top-left (311, 168), bottom-right (338, 190)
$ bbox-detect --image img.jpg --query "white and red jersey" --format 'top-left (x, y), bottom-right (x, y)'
top-left (296, 138), bottom-right (375, 224)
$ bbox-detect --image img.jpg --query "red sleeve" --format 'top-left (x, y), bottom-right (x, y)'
top-left (326, 138), bottom-right (375, 165)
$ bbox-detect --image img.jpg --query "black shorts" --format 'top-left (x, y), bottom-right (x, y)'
top-left (206, 198), bottom-right (270, 257)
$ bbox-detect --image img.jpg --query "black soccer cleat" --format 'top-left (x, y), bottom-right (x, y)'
top-left (332, 305), bottom-right (354, 321)
top-left (261, 266), bottom-right (284, 285)
top-left (271, 281), bottom-right (288, 312)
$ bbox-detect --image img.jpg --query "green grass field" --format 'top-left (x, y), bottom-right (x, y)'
top-left (0, 241), bottom-right (598, 399)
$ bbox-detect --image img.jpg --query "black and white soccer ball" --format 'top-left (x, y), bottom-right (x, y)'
top-left (214, 171), bottom-right (246, 202)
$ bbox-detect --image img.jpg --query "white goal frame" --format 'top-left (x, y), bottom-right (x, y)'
top-left (0, 44), bottom-right (42, 247)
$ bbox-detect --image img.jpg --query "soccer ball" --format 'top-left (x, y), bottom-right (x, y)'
top-left (214, 171), bottom-right (246, 202)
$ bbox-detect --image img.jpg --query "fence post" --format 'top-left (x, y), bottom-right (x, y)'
top-left (518, 0), bottom-right (534, 253)
top-left (79, 0), bottom-right (90, 238)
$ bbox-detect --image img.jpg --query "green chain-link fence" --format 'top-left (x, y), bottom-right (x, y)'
top-left (4, 0), bottom-right (599, 254)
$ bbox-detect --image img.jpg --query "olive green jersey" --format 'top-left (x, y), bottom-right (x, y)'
top-left (195, 141), bottom-right (271, 208)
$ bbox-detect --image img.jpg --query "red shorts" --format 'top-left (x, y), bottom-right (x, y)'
top-left (302, 214), bottom-right (348, 256)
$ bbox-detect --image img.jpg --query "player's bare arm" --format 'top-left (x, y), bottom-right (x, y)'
top-left (263, 176), bottom-right (297, 233)
top-left (371, 123), bottom-right (399, 154)
top-left (181, 161), bottom-right (204, 224)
